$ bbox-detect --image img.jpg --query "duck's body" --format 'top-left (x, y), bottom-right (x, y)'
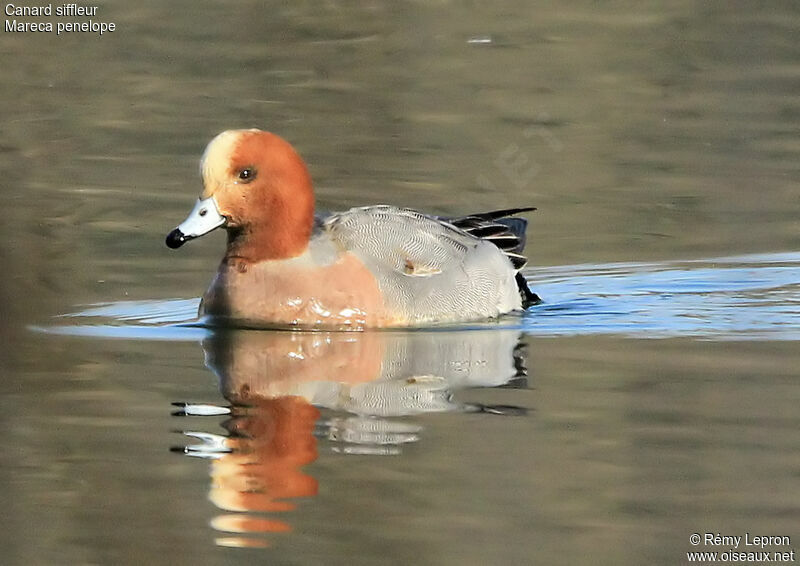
top-left (166, 129), bottom-right (538, 328)
top-left (201, 206), bottom-right (525, 327)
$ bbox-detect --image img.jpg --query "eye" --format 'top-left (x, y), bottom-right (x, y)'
top-left (237, 167), bottom-right (256, 183)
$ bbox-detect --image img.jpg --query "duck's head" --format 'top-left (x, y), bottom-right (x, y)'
top-left (166, 129), bottom-right (315, 261)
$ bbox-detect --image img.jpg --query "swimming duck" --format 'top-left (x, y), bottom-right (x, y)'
top-left (166, 129), bottom-right (539, 328)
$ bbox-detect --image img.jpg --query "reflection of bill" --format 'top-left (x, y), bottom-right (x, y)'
top-left (177, 328), bottom-right (528, 547)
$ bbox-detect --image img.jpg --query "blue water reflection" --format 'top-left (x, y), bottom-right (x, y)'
top-left (36, 252), bottom-right (800, 341)
top-left (521, 252), bottom-right (800, 339)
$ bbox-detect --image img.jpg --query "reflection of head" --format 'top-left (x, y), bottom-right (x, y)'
top-left (208, 396), bottom-right (319, 548)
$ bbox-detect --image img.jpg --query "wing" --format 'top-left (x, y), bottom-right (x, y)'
top-left (323, 206), bottom-right (480, 278)
top-left (322, 206), bottom-right (529, 321)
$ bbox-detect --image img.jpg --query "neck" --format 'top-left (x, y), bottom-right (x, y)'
top-left (222, 182), bottom-right (314, 264)
top-left (223, 217), bottom-right (312, 265)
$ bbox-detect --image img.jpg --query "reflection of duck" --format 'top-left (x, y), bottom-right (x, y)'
top-left (205, 328), bottom-right (527, 415)
top-left (179, 328), bottom-right (528, 547)
top-left (165, 129), bottom-right (539, 328)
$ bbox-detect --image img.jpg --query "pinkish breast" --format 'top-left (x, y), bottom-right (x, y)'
top-left (201, 252), bottom-right (391, 328)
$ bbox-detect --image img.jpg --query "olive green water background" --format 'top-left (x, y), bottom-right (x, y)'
top-left (2, 2), bottom-right (799, 565)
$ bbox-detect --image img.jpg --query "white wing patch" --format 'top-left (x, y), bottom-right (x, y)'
top-left (401, 258), bottom-right (442, 277)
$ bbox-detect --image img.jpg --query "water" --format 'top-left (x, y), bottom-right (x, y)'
top-left (3, 2), bottom-right (800, 565)
top-left (40, 252), bottom-right (800, 341)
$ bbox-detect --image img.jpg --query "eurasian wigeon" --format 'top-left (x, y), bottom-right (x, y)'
top-left (166, 129), bottom-right (539, 328)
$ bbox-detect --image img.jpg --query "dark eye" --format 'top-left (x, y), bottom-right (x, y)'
top-left (238, 167), bottom-right (256, 182)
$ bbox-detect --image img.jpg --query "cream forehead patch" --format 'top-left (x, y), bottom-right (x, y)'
top-left (200, 130), bottom-right (253, 197)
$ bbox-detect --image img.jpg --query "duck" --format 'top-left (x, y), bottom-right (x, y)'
top-left (166, 129), bottom-right (539, 328)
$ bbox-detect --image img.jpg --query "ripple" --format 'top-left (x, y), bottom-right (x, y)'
top-left (32, 252), bottom-right (800, 341)
top-left (520, 251), bottom-right (800, 340)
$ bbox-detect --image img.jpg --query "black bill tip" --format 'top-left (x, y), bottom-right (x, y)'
top-left (166, 228), bottom-right (187, 249)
